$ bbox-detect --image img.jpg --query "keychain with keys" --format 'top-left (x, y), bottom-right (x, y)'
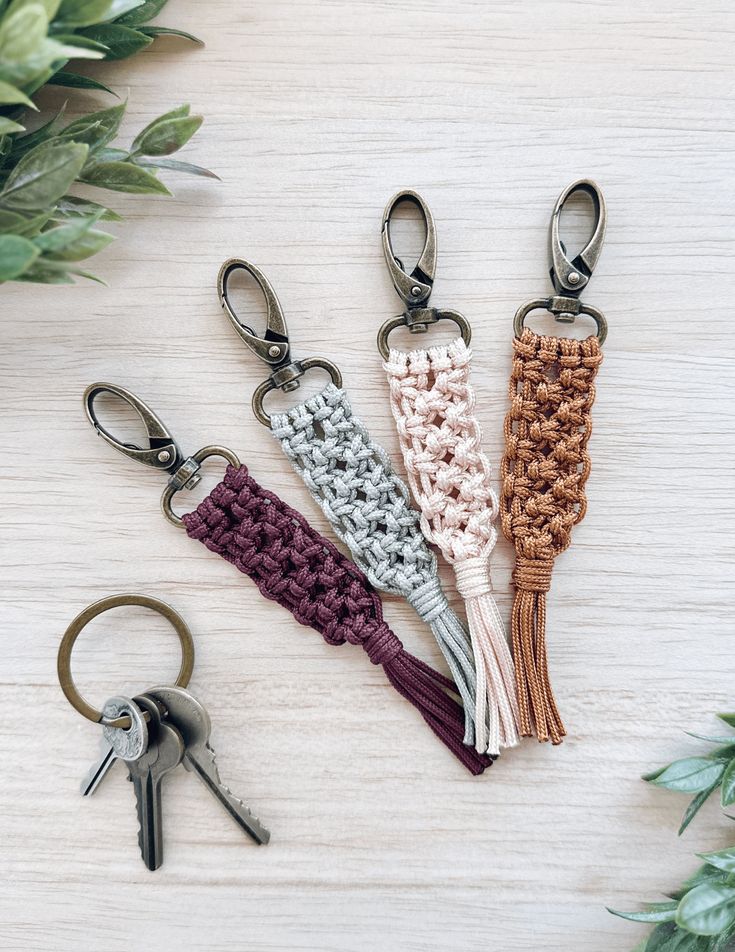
top-left (57, 593), bottom-right (271, 870)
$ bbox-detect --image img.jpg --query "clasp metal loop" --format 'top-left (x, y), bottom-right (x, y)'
top-left (84, 382), bottom-right (240, 527)
top-left (84, 382), bottom-right (185, 474)
top-left (549, 179), bottom-right (606, 296)
top-left (217, 258), bottom-right (342, 427)
top-left (378, 189), bottom-right (471, 359)
top-left (514, 179), bottom-right (608, 344)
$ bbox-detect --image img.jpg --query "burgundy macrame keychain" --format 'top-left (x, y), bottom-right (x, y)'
top-left (501, 180), bottom-right (607, 744)
top-left (83, 382), bottom-right (491, 775)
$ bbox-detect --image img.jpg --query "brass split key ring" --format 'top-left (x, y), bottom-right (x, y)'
top-left (57, 593), bottom-right (195, 729)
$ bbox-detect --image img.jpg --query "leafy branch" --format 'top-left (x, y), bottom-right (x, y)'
top-left (609, 713), bottom-right (735, 951)
top-left (0, 0), bottom-right (215, 284)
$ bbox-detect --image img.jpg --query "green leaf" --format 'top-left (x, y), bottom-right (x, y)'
top-left (6, 0), bottom-right (61, 16)
top-left (58, 101), bottom-right (125, 152)
top-left (46, 70), bottom-right (116, 94)
top-left (6, 104), bottom-right (65, 159)
top-left (15, 260), bottom-right (74, 282)
top-left (50, 32), bottom-right (110, 52)
top-left (0, 232), bottom-right (38, 279)
top-left (676, 864), bottom-right (731, 898)
top-left (0, 207), bottom-right (50, 234)
top-left (32, 207), bottom-right (101, 251)
top-left (648, 759), bottom-right (725, 794)
top-left (133, 156), bottom-right (219, 179)
top-left (721, 761), bottom-right (735, 807)
top-left (0, 207), bottom-right (30, 231)
top-left (101, 0), bottom-right (144, 20)
top-left (720, 715), bottom-right (735, 729)
top-left (79, 23), bottom-right (151, 58)
top-left (680, 780), bottom-right (724, 835)
top-left (685, 733), bottom-right (735, 745)
top-left (138, 25), bottom-right (201, 43)
top-left (676, 882), bottom-right (735, 936)
top-left (608, 901), bottom-right (679, 923)
top-left (0, 139), bottom-right (88, 210)
top-left (56, 0), bottom-right (108, 25)
top-left (115, 0), bottom-right (165, 24)
top-left (699, 849), bottom-right (735, 875)
top-left (0, 116), bottom-right (25, 134)
top-left (53, 194), bottom-right (121, 220)
top-left (40, 225), bottom-right (113, 260)
top-left (129, 102), bottom-right (187, 146)
top-left (131, 114), bottom-right (201, 156)
top-left (80, 159), bottom-right (170, 193)
top-left (645, 922), bottom-right (679, 951)
top-left (90, 146), bottom-right (127, 161)
top-left (0, 3), bottom-right (47, 63)
top-left (0, 79), bottom-right (36, 108)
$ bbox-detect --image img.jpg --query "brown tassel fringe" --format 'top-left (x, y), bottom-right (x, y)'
top-left (511, 558), bottom-right (565, 745)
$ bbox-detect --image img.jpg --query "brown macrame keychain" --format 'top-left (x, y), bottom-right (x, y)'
top-left (500, 179), bottom-right (607, 745)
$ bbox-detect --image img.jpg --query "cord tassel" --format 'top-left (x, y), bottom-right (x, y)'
top-left (511, 559), bottom-right (564, 744)
top-left (407, 578), bottom-right (478, 746)
top-left (183, 464), bottom-right (491, 775)
top-left (342, 610), bottom-right (486, 774)
top-left (454, 557), bottom-right (519, 755)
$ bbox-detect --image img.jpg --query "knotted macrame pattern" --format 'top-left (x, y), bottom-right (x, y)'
top-left (500, 328), bottom-right (603, 744)
top-left (270, 384), bottom-right (480, 748)
top-left (384, 339), bottom-right (520, 756)
top-left (183, 465), bottom-right (490, 775)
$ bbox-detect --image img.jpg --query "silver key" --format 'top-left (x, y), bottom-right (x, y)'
top-left (145, 686), bottom-right (270, 845)
top-left (81, 696), bottom-right (148, 796)
top-left (126, 695), bottom-right (184, 870)
top-left (81, 735), bottom-right (118, 796)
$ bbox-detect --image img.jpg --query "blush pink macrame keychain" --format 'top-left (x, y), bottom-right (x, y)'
top-left (377, 190), bottom-right (520, 756)
top-left (82, 382), bottom-right (491, 776)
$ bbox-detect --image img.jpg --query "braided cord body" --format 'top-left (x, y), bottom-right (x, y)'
top-left (183, 465), bottom-right (490, 775)
top-left (384, 339), bottom-right (520, 756)
top-left (270, 383), bottom-right (479, 747)
top-left (500, 329), bottom-right (603, 744)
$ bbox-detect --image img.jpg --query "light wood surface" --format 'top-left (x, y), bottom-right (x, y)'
top-left (2, 1), bottom-right (734, 949)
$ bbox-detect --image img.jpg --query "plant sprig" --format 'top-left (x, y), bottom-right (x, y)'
top-left (609, 713), bottom-right (735, 951)
top-left (0, 0), bottom-right (214, 284)
top-left (0, 102), bottom-right (215, 283)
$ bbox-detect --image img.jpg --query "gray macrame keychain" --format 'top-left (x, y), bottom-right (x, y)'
top-left (216, 258), bottom-right (485, 750)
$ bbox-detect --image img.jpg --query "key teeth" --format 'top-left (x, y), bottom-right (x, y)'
top-left (198, 743), bottom-right (270, 844)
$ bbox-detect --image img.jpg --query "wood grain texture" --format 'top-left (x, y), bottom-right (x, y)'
top-left (2, 0), bottom-right (734, 948)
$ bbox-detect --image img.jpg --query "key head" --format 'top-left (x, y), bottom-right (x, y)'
top-left (145, 686), bottom-right (212, 752)
top-left (102, 696), bottom-right (148, 761)
top-left (133, 695), bottom-right (185, 777)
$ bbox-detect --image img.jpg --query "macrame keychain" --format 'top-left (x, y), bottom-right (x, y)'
top-left (83, 383), bottom-right (490, 775)
top-left (377, 190), bottom-right (519, 756)
top-left (500, 179), bottom-right (607, 744)
top-left (216, 260), bottom-right (484, 750)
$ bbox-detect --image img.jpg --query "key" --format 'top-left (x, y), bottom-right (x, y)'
top-left (126, 694), bottom-right (184, 870)
top-left (81, 735), bottom-right (118, 797)
top-left (81, 695), bottom-right (148, 796)
top-left (145, 686), bottom-right (270, 845)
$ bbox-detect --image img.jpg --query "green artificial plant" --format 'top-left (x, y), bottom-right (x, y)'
top-left (0, 0), bottom-right (215, 284)
top-left (610, 713), bottom-right (735, 951)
